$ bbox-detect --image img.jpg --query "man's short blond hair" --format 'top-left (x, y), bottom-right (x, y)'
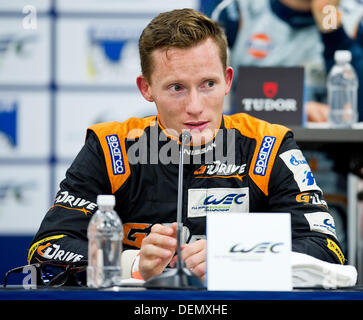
top-left (138, 8), bottom-right (228, 83)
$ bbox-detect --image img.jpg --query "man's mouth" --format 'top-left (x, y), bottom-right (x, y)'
top-left (184, 121), bottom-right (209, 132)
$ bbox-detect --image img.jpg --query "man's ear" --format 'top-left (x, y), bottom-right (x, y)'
top-left (136, 75), bottom-right (154, 102)
top-left (224, 67), bottom-right (234, 96)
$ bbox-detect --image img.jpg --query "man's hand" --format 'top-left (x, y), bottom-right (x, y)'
top-left (306, 101), bottom-right (330, 122)
top-left (139, 223), bottom-right (177, 280)
top-left (170, 239), bottom-right (207, 281)
top-left (181, 239), bottom-right (207, 281)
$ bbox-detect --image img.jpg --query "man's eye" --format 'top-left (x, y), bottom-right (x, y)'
top-left (171, 84), bottom-right (182, 91)
top-left (206, 80), bottom-right (214, 88)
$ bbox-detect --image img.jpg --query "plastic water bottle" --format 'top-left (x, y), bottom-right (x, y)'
top-left (87, 195), bottom-right (123, 288)
top-left (327, 50), bottom-right (358, 127)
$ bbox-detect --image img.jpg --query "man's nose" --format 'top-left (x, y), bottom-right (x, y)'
top-left (185, 89), bottom-right (203, 115)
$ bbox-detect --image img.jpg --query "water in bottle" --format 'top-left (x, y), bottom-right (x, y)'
top-left (327, 50), bottom-right (358, 127)
top-left (87, 195), bottom-right (123, 287)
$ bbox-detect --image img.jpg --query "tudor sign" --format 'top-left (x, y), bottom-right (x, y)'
top-left (235, 66), bottom-right (304, 126)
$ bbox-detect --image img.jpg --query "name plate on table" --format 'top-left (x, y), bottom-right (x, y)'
top-left (206, 213), bottom-right (292, 291)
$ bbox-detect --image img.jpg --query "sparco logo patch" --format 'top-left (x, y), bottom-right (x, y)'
top-left (106, 134), bottom-right (125, 175)
top-left (253, 136), bottom-right (276, 176)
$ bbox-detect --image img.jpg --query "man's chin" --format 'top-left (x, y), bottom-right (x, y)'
top-left (189, 128), bottom-right (215, 146)
top-left (161, 126), bottom-right (216, 145)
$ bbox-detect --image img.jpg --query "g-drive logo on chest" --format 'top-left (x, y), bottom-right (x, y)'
top-left (106, 134), bottom-right (125, 175)
top-left (194, 160), bottom-right (246, 181)
top-left (188, 188), bottom-right (249, 218)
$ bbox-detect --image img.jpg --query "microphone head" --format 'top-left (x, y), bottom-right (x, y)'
top-left (179, 131), bottom-right (192, 144)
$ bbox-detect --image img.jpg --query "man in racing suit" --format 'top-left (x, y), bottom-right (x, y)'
top-left (28, 8), bottom-right (345, 282)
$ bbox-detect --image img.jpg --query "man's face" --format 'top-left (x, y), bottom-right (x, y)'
top-left (137, 38), bottom-right (233, 144)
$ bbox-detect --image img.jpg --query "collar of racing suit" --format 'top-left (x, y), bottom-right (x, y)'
top-left (270, 0), bottom-right (316, 29)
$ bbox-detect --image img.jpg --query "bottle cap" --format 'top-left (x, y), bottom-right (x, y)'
top-left (334, 50), bottom-right (352, 63)
top-left (97, 194), bottom-right (115, 207)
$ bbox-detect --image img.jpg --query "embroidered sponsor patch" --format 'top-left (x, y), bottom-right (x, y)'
top-left (253, 136), bottom-right (276, 176)
top-left (53, 190), bottom-right (97, 215)
top-left (279, 149), bottom-right (322, 192)
top-left (28, 235), bottom-right (66, 263)
top-left (106, 134), bottom-right (125, 175)
top-left (188, 188), bottom-right (249, 218)
top-left (296, 192), bottom-right (328, 209)
top-left (194, 161), bottom-right (246, 181)
top-left (304, 212), bottom-right (337, 239)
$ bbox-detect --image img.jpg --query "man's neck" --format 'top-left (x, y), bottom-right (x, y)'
top-left (278, 0), bottom-right (311, 12)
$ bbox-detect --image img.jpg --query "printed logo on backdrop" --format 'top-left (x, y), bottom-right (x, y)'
top-left (235, 66), bottom-right (304, 126)
top-left (0, 99), bottom-right (17, 149)
top-left (188, 188), bottom-right (249, 218)
top-left (87, 25), bottom-right (141, 80)
top-left (0, 180), bottom-right (36, 212)
top-left (0, 33), bottom-right (38, 67)
top-left (279, 149), bottom-right (322, 192)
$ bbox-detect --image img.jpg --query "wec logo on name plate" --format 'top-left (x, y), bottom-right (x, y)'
top-left (207, 212), bottom-right (292, 291)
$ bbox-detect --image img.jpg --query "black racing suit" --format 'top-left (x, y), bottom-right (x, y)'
top-left (28, 113), bottom-right (345, 266)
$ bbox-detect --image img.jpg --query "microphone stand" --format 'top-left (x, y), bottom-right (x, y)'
top-left (144, 131), bottom-right (204, 290)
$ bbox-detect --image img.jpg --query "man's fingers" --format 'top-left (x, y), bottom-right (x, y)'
top-left (180, 239), bottom-right (207, 279)
top-left (139, 256), bottom-right (162, 273)
top-left (150, 223), bottom-right (176, 236)
top-left (183, 248), bottom-right (205, 270)
top-left (140, 243), bottom-right (174, 260)
top-left (190, 261), bottom-right (206, 279)
top-left (144, 232), bottom-right (177, 249)
top-left (138, 223), bottom-right (179, 280)
top-left (181, 239), bottom-right (206, 261)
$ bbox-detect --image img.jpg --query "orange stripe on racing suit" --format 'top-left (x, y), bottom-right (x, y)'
top-left (88, 116), bottom-right (157, 194)
top-left (224, 113), bottom-right (290, 196)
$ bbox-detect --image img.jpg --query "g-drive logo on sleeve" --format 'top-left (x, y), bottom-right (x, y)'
top-left (106, 134), bottom-right (125, 175)
top-left (253, 136), bottom-right (276, 176)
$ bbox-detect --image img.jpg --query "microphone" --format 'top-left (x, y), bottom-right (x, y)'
top-left (144, 131), bottom-right (204, 289)
top-left (175, 131), bottom-right (191, 272)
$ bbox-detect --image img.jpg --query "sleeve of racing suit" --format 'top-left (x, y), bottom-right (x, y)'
top-left (28, 131), bottom-right (112, 264)
top-left (267, 131), bottom-right (346, 265)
